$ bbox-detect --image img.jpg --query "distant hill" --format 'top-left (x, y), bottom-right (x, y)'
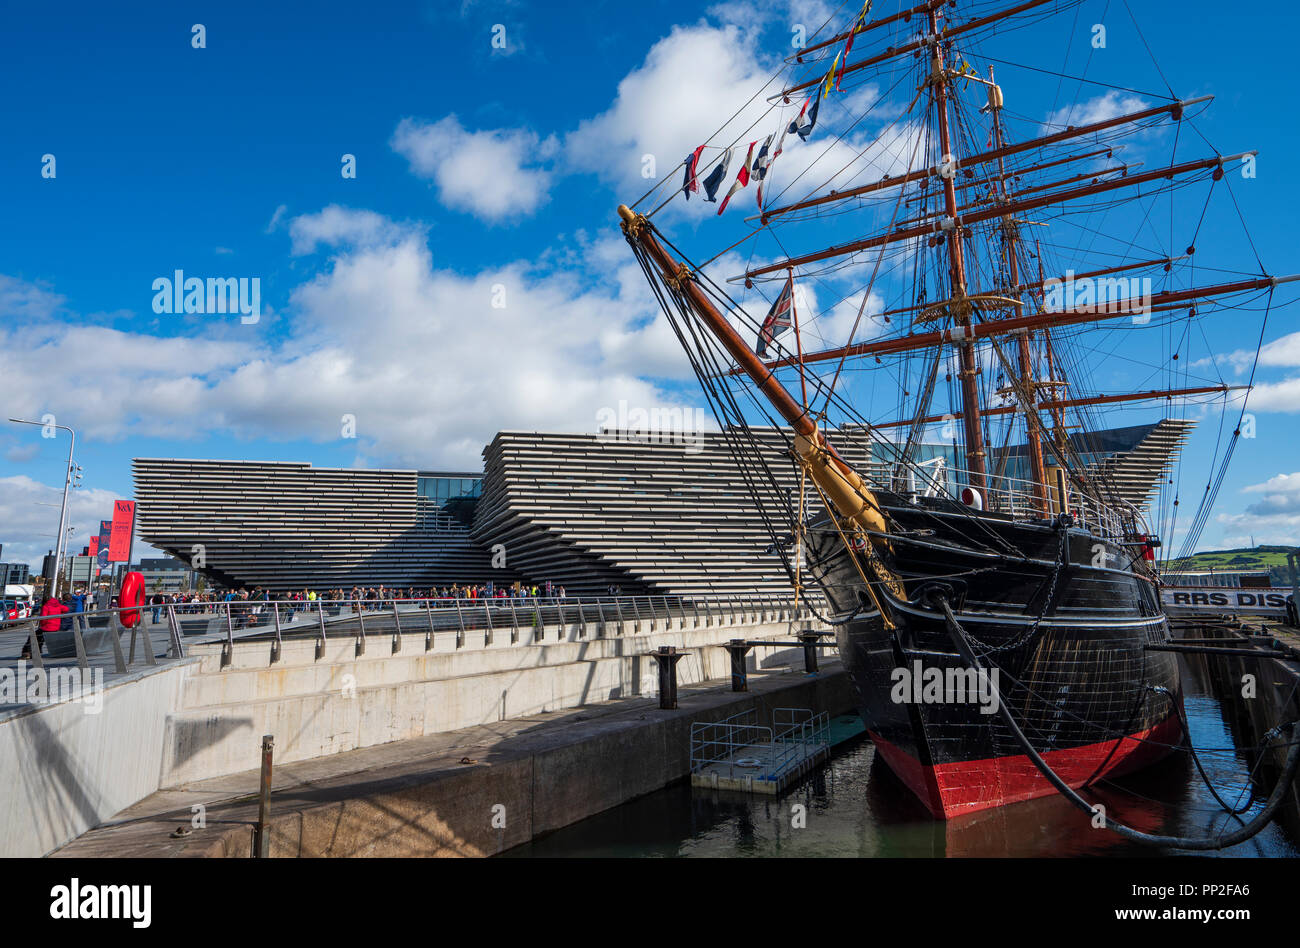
top-left (1167, 545), bottom-right (1295, 585)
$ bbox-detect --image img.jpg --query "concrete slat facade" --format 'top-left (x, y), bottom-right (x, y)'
top-left (133, 421), bottom-right (1189, 596)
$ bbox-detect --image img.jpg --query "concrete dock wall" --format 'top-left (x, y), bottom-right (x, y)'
top-left (6, 604), bottom-right (821, 856)
top-left (162, 613), bottom-right (818, 785)
top-left (1183, 622), bottom-right (1300, 840)
top-left (0, 663), bottom-right (190, 858)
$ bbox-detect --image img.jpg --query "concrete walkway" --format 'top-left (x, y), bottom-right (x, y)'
top-left (52, 662), bottom-right (852, 858)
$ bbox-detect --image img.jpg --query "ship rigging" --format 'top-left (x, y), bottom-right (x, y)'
top-left (617, 0), bottom-right (1299, 838)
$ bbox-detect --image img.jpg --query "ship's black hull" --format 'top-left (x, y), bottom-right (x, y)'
top-left (807, 493), bottom-right (1182, 818)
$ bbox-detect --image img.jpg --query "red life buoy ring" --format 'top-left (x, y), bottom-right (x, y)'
top-left (119, 571), bottom-right (145, 628)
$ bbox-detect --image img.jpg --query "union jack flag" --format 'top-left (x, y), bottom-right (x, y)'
top-left (756, 272), bottom-right (795, 356)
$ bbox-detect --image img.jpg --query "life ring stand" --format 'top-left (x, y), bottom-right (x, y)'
top-left (119, 571), bottom-right (145, 628)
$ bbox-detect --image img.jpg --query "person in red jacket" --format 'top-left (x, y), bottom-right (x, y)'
top-left (23, 596), bottom-right (68, 659)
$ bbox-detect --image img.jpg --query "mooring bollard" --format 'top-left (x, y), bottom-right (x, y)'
top-left (724, 639), bottom-right (753, 692)
top-left (798, 631), bottom-right (820, 675)
top-left (651, 646), bottom-right (684, 709)
top-left (253, 734), bottom-right (274, 858)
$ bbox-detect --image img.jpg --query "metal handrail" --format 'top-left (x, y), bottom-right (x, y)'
top-left (1, 592), bottom-right (827, 692)
top-left (867, 459), bottom-right (1136, 539)
top-left (4, 593), bottom-right (822, 654)
top-left (0, 603), bottom-right (175, 674)
top-left (689, 707), bottom-right (831, 779)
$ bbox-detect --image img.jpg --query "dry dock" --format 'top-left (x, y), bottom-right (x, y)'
top-left (52, 663), bottom-right (853, 857)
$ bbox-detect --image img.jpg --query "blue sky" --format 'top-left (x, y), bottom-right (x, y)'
top-left (1, 0), bottom-right (1298, 570)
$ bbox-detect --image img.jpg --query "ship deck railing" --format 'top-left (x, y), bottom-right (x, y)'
top-left (1162, 570), bottom-right (1276, 589)
top-left (867, 462), bottom-right (1135, 540)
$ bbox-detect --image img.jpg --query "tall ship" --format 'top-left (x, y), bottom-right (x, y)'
top-left (618, 0), bottom-right (1295, 818)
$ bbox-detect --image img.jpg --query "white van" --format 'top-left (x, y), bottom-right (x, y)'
top-left (3, 584), bottom-right (35, 619)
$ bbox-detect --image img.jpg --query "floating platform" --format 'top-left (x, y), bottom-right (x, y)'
top-left (689, 708), bottom-right (863, 794)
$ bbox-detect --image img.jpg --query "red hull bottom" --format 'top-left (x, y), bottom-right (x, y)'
top-left (868, 714), bottom-right (1184, 819)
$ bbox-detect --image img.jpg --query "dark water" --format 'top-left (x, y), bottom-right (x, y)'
top-left (504, 660), bottom-right (1300, 858)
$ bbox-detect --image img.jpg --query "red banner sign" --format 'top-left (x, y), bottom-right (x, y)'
top-left (108, 500), bottom-right (135, 562)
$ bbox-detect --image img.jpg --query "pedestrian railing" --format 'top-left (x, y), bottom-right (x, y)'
top-left (3, 592), bottom-right (827, 673)
top-left (0, 604), bottom-right (178, 676)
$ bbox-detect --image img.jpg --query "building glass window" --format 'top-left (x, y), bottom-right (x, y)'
top-left (416, 474), bottom-right (483, 528)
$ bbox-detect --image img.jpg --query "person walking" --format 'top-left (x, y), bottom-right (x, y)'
top-left (26, 595), bottom-right (68, 659)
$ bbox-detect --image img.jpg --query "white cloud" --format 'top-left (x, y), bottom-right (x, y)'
top-left (266, 204), bottom-right (288, 233)
top-left (391, 115), bottom-right (555, 222)
top-left (1242, 472), bottom-right (1300, 501)
top-left (1200, 330), bottom-right (1300, 376)
top-left (2, 7), bottom-right (1090, 505)
top-left (1215, 471), bottom-right (1300, 547)
top-left (0, 320), bottom-right (255, 442)
top-left (288, 204), bottom-right (419, 256)
top-left (0, 206), bottom-right (699, 473)
top-left (0, 475), bottom-right (123, 571)
top-left (263, 220), bottom-right (684, 464)
top-left (567, 24), bottom-right (774, 196)
top-left (1241, 377), bottom-right (1300, 413)
top-left (1045, 91), bottom-right (1149, 131)
top-left (796, 286), bottom-right (888, 350)
top-left (564, 18), bottom-right (918, 242)
top-left (707, 0), bottom-right (838, 33)
top-left (0, 275), bottom-right (64, 322)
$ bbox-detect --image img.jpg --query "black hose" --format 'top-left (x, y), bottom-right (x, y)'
top-left (933, 594), bottom-right (1300, 851)
top-left (1164, 687), bottom-right (1255, 817)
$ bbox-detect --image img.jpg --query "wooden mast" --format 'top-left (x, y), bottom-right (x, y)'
top-left (1037, 245), bottom-right (1068, 458)
top-left (616, 206), bottom-right (898, 552)
top-left (927, 3), bottom-right (986, 490)
top-left (788, 0), bottom-right (939, 62)
top-left (989, 64), bottom-right (1049, 512)
top-left (779, 0), bottom-right (1058, 99)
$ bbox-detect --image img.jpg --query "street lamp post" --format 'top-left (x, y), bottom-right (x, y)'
top-left (9, 418), bottom-right (76, 597)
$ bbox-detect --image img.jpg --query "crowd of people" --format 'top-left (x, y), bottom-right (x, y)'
top-left (146, 579), bottom-right (571, 614)
top-left (12, 578), bottom-right (608, 659)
